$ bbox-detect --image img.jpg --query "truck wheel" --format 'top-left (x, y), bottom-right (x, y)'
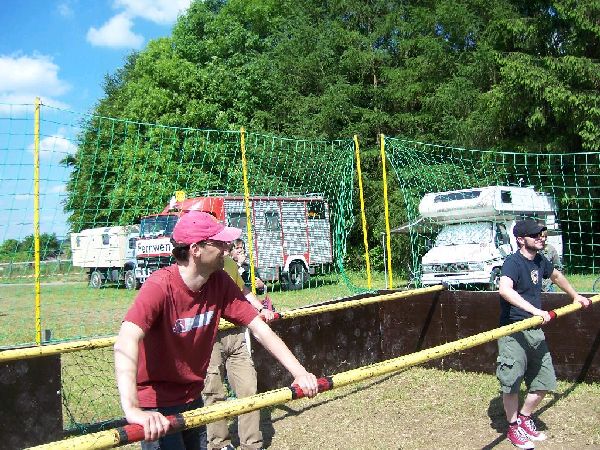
top-left (488, 268), bottom-right (501, 291)
top-left (284, 261), bottom-right (309, 291)
top-left (124, 270), bottom-right (140, 290)
top-left (89, 270), bottom-right (103, 289)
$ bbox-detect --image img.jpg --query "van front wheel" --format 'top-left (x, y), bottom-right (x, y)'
top-left (488, 268), bottom-right (501, 291)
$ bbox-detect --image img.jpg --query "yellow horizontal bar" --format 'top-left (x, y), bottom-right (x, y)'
top-left (29, 294), bottom-right (598, 450)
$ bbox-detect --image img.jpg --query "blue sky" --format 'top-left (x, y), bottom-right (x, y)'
top-left (0, 0), bottom-right (193, 242)
top-left (0, 0), bottom-right (192, 113)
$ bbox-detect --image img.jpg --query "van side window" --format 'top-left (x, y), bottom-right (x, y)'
top-left (129, 238), bottom-right (136, 249)
top-left (307, 201), bottom-right (325, 219)
top-left (265, 211), bottom-right (280, 231)
top-left (102, 234), bottom-right (110, 245)
top-left (228, 212), bottom-right (247, 230)
top-left (495, 224), bottom-right (510, 247)
top-left (75, 237), bottom-right (80, 248)
top-left (500, 191), bottom-right (512, 203)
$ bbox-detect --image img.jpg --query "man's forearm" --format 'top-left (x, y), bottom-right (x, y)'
top-left (114, 326), bottom-right (142, 417)
top-left (242, 286), bottom-right (264, 310)
top-left (551, 271), bottom-right (578, 299)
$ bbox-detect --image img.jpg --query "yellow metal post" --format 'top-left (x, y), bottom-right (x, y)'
top-left (353, 135), bottom-right (371, 289)
top-left (380, 134), bottom-right (393, 288)
top-left (34, 97), bottom-right (42, 345)
top-left (240, 127), bottom-right (256, 295)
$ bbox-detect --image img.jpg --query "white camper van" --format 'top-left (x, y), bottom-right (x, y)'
top-left (71, 225), bottom-right (139, 289)
top-left (418, 186), bottom-right (562, 290)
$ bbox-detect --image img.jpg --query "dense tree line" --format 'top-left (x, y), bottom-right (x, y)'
top-left (65, 0), bottom-right (600, 273)
top-left (0, 233), bottom-right (63, 263)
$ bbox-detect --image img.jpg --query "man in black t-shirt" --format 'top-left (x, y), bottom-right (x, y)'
top-left (496, 219), bottom-right (590, 449)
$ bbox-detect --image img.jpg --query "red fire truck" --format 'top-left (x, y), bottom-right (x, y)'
top-left (134, 192), bottom-right (334, 290)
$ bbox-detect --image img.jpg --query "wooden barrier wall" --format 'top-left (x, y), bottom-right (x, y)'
top-left (253, 290), bottom-right (600, 391)
top-left (0, 355), bottom-right (63, 449)
top-left (2, 289), bottom-right (598, 448)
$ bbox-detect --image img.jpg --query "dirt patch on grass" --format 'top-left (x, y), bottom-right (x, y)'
top-left (251, 367), bottom-right (600, 449)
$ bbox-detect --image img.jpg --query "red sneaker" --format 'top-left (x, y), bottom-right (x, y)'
top-left (518, 414), bottom-right (547, 441)
top-left (507, 423), bottom-right (535, 449)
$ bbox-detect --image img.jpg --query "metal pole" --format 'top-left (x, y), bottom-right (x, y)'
top-left (380, 134), bottom-right (393, 288)
top-left (33, 97), bottom-right (42, 345)
top-left (353, 135), bottom-right (371, 289)
top-left (240, 127), bottom-right (257, 295)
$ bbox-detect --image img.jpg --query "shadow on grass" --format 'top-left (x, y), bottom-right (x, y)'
top-left (257, 371), bottom-right (402, 448)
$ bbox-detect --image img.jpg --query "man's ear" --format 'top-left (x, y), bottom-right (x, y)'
top-left (189, 242), bottom-right (203, 257)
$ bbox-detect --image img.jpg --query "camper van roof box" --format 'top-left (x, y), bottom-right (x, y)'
top-left (418, 186), bottom-right (557, 223)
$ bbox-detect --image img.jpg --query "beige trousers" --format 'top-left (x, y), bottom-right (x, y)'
top-left (202, 328), bottom-right (262, 450)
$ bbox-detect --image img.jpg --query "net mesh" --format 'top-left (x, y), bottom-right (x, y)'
top-left (2, 102), bottom-right (600, 432)
top-left (1, 102), bottom-right (360, 431)
top-left (384, 137), bottom-right (600, 289)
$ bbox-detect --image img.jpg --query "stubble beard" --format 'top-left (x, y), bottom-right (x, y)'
top-left (524, 240), bottom-right (544, 253)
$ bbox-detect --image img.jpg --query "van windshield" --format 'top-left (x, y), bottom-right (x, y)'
top-left (435, 222), bottom-right (492, 246)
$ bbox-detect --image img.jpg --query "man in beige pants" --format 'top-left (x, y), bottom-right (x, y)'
top-left (202, 251), bottom-right (274, 450)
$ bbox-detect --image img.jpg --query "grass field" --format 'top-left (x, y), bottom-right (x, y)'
top-left (0, 270), bottom-right (394, 347)
top-left (259, 367), bottom-right (600, 449)
top-left (3, 271), bottom-right (599, 448)
top-left (1, 271), bottom-right (598, 347)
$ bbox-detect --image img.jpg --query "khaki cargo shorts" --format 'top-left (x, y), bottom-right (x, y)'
top-left (496, 328), bottom-right (557, 394)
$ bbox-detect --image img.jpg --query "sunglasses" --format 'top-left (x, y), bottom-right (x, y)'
top-left (201, 240), bottom-right (230, 249)
top-left (525, 232), bottom-right (545, 239)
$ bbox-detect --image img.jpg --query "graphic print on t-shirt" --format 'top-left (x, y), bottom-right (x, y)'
top-left (172, 311), bottom-right (214, 334)
top-left (530, 269), bottom-right (539, 285)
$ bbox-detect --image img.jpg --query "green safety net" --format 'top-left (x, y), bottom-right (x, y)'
top-left (3, 102), bottom-right (599, 434)
top-left (0, 103), bottom-right (357, 431)
top-left (384, 137), bottom-right (600, 290)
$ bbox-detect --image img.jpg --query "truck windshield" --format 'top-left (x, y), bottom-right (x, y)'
top-left (140, 215), bottom-right (179, 237)
top-left (435, 222), bottom-right (492, 246)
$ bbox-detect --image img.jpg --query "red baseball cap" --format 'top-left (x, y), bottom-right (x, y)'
top-left (172, 211), bottom-right (241, 245)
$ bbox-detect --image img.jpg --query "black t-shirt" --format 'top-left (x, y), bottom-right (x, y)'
top-left (240, 262), bottom-right (265, 294)
top-left (499, 250), bottom-right (554, 326)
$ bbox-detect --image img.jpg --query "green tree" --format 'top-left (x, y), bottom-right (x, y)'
top-left (19, 233), bottom-right (62, 260)
top-left (65, 0), bottom-right (600, 271)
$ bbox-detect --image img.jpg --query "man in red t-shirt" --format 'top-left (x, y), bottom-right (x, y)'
top-left (114, 211), bottom-right (319, 450)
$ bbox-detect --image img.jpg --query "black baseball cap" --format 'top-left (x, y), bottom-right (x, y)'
top-left (513, 219), bottom-right (547, 238)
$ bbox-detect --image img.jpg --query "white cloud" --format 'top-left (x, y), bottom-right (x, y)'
top-left (49, 184), bottom-right (67, 194)
top-left (114, 0), bottom-right (192, 25)
top-left (0, 54), bottom-right (70, 102)
top-left (87, 13), bottom-right (144, 49)
top-left (87, 0), bottom-right (192, 49)
top-left (39, 134), bottom-right (77, 158)
top-left (57, 2), bottom-right (74, 18)
top-left (27, 129), bottom-right (77, 159)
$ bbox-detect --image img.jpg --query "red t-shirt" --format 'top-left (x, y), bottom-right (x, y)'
top-left (123, 264), bottom-right (258, 407)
